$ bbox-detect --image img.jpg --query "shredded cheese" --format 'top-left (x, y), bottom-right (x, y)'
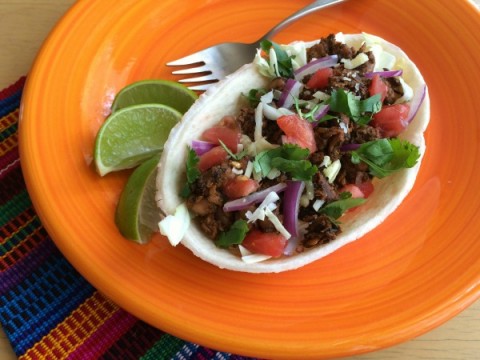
top-left (242, 253), bottom-right (272, 264)
top-left (254, 102), bottom-right (264, 142)
top-left (244, 161), bottom-right (254, 178)
top-left (265, 208), bottom-right (291, 239)
top-left (341, 53), bottom-right (369, 69)
top-left (245, 192), bottom-right (280, 223)
top-left (323, 159), bottom-right (341, 183)
top-left (313, 199), bottom-right (326, 212)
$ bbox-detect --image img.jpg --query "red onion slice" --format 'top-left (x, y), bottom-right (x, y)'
top-left (313, 104), bottom-right (330, 121)
top-left (340, 143), bottom-right (361, 152)
top-left (282, 181), bottom-right (305, 256)
top-left (283, 236), bottom-right (299, 256)
top-left (191, 140), bottom-right (215, 156)
top-left (406, 83), bottom-right (427, 124)
top-left (223, 183), bottom-right (288, 212)
top-left (364, 69), bottom-right (403, 78)
top-left (308, 104), bottom-right (330, 127)
top-left (294, 55), bottom-right (338, 81)
top-left (282, 181), bottom-right (305, 237)
top-left (278, 79), bottom-right (303, 109)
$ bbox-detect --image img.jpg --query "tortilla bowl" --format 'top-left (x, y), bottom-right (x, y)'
top-left (156, 33), bottom-right (430, 273)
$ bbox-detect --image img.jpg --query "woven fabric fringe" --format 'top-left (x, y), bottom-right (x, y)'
top-left (0, 78), bottom-right (256, 360)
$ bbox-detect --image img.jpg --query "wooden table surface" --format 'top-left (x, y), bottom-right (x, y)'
top-left (1, 1), bottom-right (479, 359)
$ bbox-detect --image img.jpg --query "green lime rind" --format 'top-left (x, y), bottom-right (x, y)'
top-left (94, 103), bottom-right (181, 176)
top-left (115, 154), bottom-right (161, 243)
top-left (110, 79), bottom-right (198, 114)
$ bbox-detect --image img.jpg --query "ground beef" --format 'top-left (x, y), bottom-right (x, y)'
top-left (259, 174), bottom-right (289, 191)
top-left (309, 151), bottom-right (325, 166)
top-left (334, 154), bottom-right (371, 187)
top-left (186, 162), bottom-right (233, 218)
top-left (199, 209), bottom-right (235, 240)
top-left (263, 118), bottom-right (284, 144)
top-left (270, 77), bottom-right (286, 91)
top-left (236, 105), bottom-right (284, 144)
top-left (307, 34), bottom-right (354, 61)
top-left (384, 76), bottom-right (404, 104)
top-left (328, 67), bottom-right (371, 99)
top-left (302, 214), bottom-right (341, 248)
top-left (312, 172), bottom-right (338, 202)
top-left (257, 205), bottom-right (283, 233)
top-left (313, 125), bottom-right (345, 161)
top-left (350, 124), bottom-right (381, 144)
top-left (237, 107), bottom-right (256, 140)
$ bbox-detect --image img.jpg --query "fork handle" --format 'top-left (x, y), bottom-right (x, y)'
top-left (260, 0), bottom-right (346, 40)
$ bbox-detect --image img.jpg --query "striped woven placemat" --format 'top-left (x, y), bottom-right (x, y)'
top-left (0, 77), bottom-right (255, 360)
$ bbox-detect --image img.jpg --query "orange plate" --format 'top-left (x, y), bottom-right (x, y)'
top-left (19, 0), bottom-right (480, 358)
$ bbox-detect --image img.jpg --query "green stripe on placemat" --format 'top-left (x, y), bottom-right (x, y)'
top-left (0, 191), bottom-right (31, 228)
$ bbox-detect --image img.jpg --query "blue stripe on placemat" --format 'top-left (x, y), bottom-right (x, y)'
top-left (0, 88), bottom-right (22, 119)
top-left (0, 248), bottom-right (95, 355)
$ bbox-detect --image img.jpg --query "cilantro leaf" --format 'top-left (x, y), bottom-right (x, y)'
top-left (180, 147), bottom-right (201, 198)
top-left (319, 192), bottom-right (366, 219)
top-left (270, 158), bottom-right (318, 181)
top-left (243, 88), bottom-right (268, 107)
top-left (293, 97), bottom-right (332, 124)
top-left (260, 40), bottom-right (294, 78)
top-left (328, 89), bottom-right (382, 125)
top-left (351, 138), bottom-right (420, 178)
top-left (218, 140), bottom-right (247, 161)
top-left (253, 144), bottom-right (316, 180)
top-left (215, 220), bottom-right (249, 248)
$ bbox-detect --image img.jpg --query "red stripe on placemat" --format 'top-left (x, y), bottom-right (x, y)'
top-left (99, 321), bottom-right (165, 359)
top-left (0, 164), bottom-right (25, 206)
top-left (66, 309), bottom-right (137, 359)
top-left (0, 109), bottom-right (20, 181)
top-left (0, 77), bottom-right (25, 101)
top-left (0, 221), bottom-right (51, 293)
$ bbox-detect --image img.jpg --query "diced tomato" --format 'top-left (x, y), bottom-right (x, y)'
top-left (339, 184), bottom-right (365, 198)
top-left (223, 177), bottom-right (259, 199)
top-left (369, 74), bottom-right (389, 102)
top-left (201, 125), bottom-right (240, 152)
top-left (356, 181), bottom-right (374, 198)
top-left (277, 114), bottom-right (317, 153)
top-left (198, 146), bottom-right (228, 172)
top-left (371, 103), bottom-right (410, 138)
top-left (306, 67), bottom-right (333, 89)
top-left (242, 230), bottom-right (287, 257)
top-left (340, 181), bottom-right (374, 199)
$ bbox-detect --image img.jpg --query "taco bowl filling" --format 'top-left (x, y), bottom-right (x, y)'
top-left (158, 33), bottom-right (428, 268)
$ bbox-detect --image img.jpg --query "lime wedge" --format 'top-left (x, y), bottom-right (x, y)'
top-left (110, 79), bottom-right (198, 114)
top-left (94, 103), bottom-right (181, 176)
top-left (115, 154), bottom-right (160, 243)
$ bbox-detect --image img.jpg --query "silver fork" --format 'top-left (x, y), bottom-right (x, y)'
top-left (167, 0), bottom-right (347, 91)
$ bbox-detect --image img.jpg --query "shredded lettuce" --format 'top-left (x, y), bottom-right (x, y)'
top-left (282, 41), bottom-right (307, 70)
top-left (362, 32), bottom-right (396, 71)
top-left (255, 40), bottom-right (294, 78)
